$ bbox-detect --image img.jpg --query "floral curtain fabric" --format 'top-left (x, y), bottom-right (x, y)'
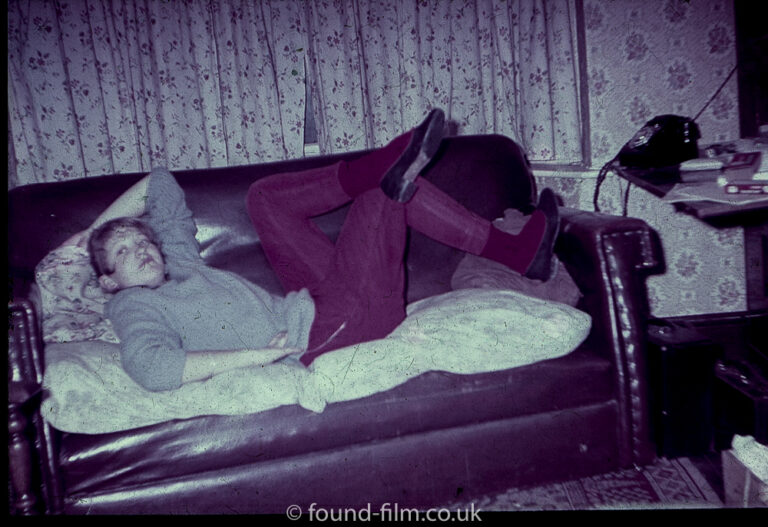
top-left (8, 0), bottom-right (582, 188)
top-left (7, 0), bottom-right (307, 187)
top-left (305, 0), bottom-right (582, 161)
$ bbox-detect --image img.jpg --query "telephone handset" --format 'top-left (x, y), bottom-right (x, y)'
top-left (594, 114), bottom-right (701, 213)
top-left (617, 114), bottom-right (700, 169)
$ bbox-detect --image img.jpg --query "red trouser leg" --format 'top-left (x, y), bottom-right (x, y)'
top-left (299, 189), bottom-right (408, 364)
top-left (245, 130), bottom-right (415, 292)
top-left (247, 162), bottom-right (348, 293)
top-left (245, 147), bottom-right (494, 296)
top-left (247, 171), bottom-right (407, 365)
top-left (246, 137), bottom-right (548, 363)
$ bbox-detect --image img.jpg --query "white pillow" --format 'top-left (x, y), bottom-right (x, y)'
top-left (41, 340), bottom-right (316, 434)
top-left (41, 289), bottom-right (591, 434)
top-left (309, 288), bottom-right (592, 403)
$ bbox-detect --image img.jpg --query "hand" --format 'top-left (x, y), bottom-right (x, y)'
top-left (61, 229), bottom-right (91, 249)
top-left (269, 331), bottom-right (289, 348)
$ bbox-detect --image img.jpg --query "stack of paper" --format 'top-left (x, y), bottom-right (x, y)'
top-left (668, 139), bottom-right (768, 204)
top-left (679, 151), bottom-right (763, 183)
top-left (663, 179), bottom-right (768, 206)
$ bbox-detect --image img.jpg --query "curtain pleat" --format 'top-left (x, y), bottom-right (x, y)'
top-left (7, 0), bottom-right (308, 186)
top-left (8, 0), bottom-right (582, 188)
top-left (305, 0), bottom-right (582, 161)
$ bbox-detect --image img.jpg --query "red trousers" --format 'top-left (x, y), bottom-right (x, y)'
top-left (247, 138), bottom-right (491, 365)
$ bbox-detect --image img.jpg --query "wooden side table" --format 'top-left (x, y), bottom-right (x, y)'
top-left (614, 164), bottom-right (768, 458)
top-left (614, 164), bottom-right (768, 311)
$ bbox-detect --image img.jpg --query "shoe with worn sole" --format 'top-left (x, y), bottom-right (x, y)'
top-left (523, 188), bottom-right (560, 281)
top-left (380, 109), bottom-right (445, 202)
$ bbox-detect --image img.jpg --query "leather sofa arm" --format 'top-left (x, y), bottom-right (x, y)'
top-left (555, 207), bottom-right (664, 466)
top-left (8, 300), bottom-right (61, 515)
top-left (557, 207), bottom-right (663, 294)
top-left (8, 300), bottom-right (44, 401)
top-left (8, 300), bottom-right (44, 515)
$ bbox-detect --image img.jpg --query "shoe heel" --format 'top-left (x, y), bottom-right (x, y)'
top-left (523, 189), bottom-right (560, 281)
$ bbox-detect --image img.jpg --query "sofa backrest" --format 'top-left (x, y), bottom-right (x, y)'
top-left (9, 135), bottom-right (536, 303)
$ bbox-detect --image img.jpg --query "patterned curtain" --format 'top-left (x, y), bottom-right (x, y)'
top-left (8, 0), bottom-right (583, 188)
top-left (304, 0), bottom-right (582, 162)
top-left (7, 0), bottom-right (307, 188)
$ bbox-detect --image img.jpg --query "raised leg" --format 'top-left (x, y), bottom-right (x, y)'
top-left (246, 109), bottom-right (559, 365)
top-left (246, 162), bottom-right (349, 293)
top-left (404, 181), bottom-right (559, 280)
top-left (246, 112), bottom-right (443, 293)
top-left (300, 189), bottom-right (409, 364)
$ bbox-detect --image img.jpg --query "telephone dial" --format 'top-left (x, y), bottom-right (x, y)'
top-left (594, 115), bottom-right (701, 213)
top-left (618, 114), bottom-right (700, 169)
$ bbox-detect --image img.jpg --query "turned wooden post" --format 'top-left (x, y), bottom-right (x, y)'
top-left (8, 383), bottom-right (39, 515)
top-left (8, 301), bottom-right (45, 515)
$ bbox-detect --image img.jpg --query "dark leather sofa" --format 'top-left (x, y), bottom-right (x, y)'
top-left (8, 135), bottom-right (664, 514)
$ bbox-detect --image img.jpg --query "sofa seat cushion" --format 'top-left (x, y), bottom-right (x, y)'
top-left (59, 347), bottom-right (612, 496)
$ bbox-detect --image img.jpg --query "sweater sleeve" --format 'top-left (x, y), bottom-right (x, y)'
top-left (281, 288), bottom-right (315, 350)
top-left (145, 167), bottom-right (203, 271)
top-left (107, 290), bottom-right (187, 392)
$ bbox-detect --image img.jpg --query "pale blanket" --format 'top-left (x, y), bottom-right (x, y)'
top-left (41, 289), bottom-right (591, 434)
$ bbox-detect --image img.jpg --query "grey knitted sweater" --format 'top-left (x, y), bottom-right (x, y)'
top-left (105, 167), bottom-right (315, 391)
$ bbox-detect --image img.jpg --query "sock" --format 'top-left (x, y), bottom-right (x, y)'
top-left (479, 210), bottom-right (547, 274)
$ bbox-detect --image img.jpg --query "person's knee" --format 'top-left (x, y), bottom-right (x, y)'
top-left (246, 179), bottom-right (273, 218)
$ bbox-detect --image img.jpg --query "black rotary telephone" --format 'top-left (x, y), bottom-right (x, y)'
top-left (594, 114), bottom-right (702, 213)
top-left (617, 114), bottom-right (700, 169)
top-left (593, 64), bottom-right (737, 214)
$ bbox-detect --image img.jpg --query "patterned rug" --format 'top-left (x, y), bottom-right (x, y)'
top-left (449, 457), bottom-right (723, 511)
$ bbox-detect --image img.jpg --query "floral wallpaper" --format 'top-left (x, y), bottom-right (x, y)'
top-left (537, 0), bottom-right (743, 317)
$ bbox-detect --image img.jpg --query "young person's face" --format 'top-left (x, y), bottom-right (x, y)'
top-left (98, 227), bottom-right (166, 292)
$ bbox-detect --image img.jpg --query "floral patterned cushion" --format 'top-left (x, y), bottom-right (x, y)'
top-left (451, 209), bottom-right (582, 307)
top-left (34, 244), bottom-right (118, 344)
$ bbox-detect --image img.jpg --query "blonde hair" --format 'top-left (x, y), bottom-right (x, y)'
top-left (88, 217), bottom-right (159, 275)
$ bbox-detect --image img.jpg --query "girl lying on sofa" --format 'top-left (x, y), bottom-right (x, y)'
top-left (60, 109), bottom-right (560, 392)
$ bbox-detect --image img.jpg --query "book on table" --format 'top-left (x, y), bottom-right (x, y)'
top-left (679, 151), bottom-right (762, 183)
top-left (723, 181), bottom-right (768, 195)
